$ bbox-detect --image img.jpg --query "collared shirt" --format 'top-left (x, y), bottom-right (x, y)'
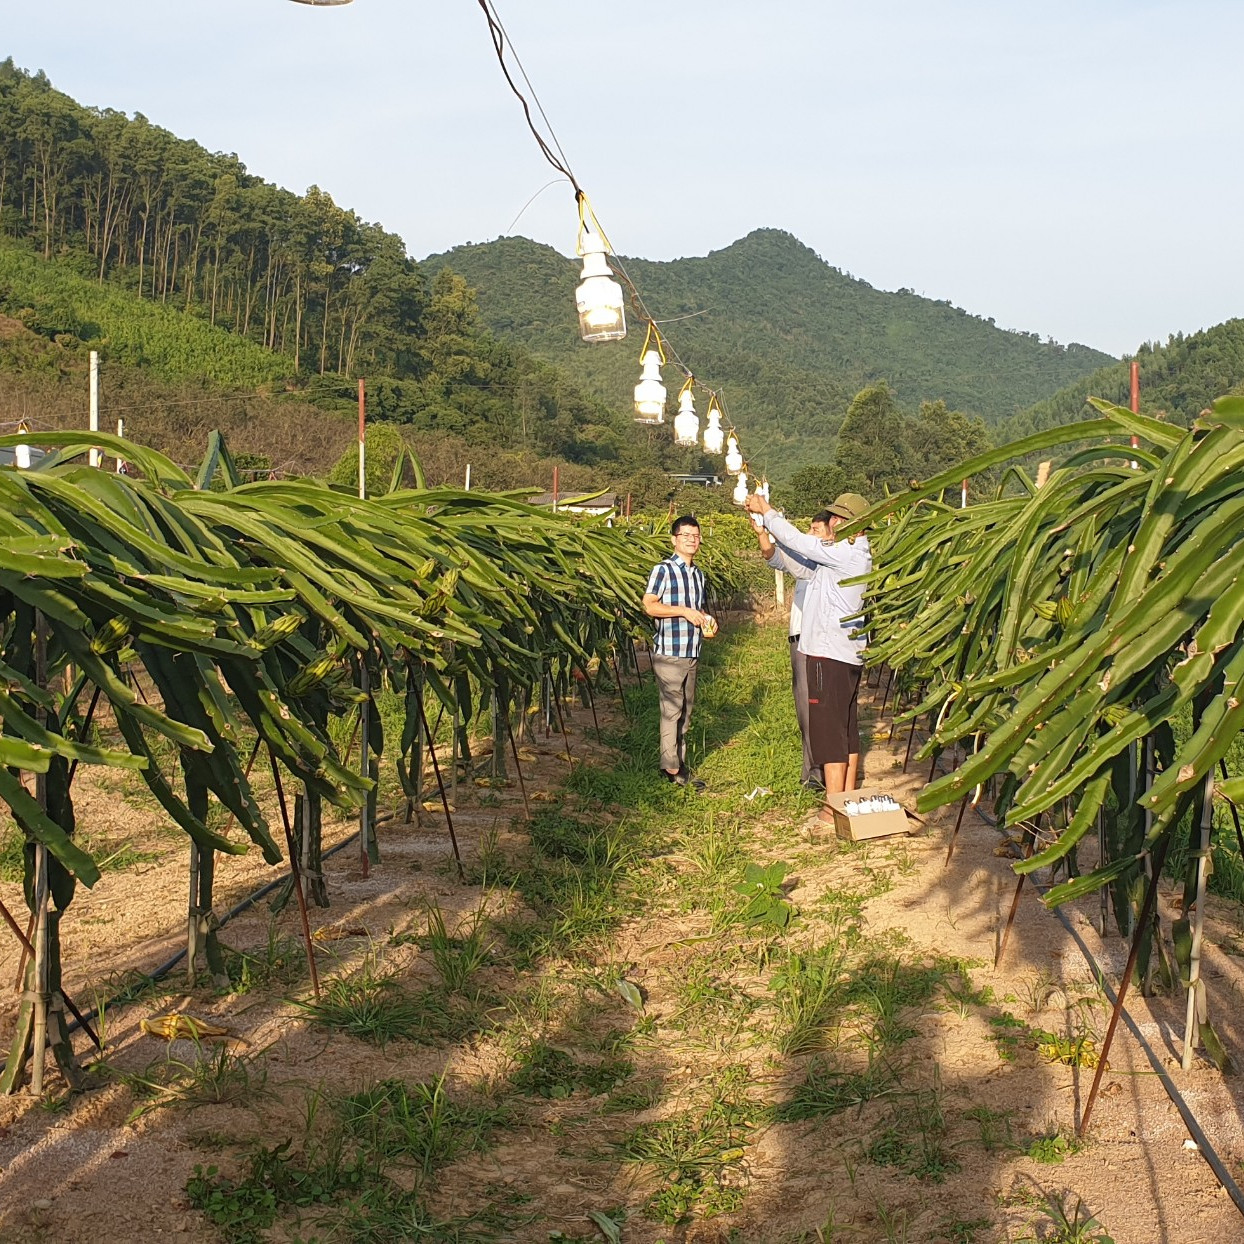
top-left (646, 552), bottom-right (706, 659)
top-left (762, 511), bottom-right (872, 665)
top-left (766, 546), bottom-right (817, 637)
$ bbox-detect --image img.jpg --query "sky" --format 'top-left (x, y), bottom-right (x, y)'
top-left (5, 0), bottom-right (1242, 358)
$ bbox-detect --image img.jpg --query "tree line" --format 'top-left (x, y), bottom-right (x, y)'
top-left (0, 60), bottom-right (669, 474)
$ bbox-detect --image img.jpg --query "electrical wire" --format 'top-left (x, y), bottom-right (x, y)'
top-left (476, 0), bottom-right (579, 192)
top-left (473, 0), bottom-right (757, 475)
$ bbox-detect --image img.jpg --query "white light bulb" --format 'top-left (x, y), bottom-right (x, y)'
top-left (725, 435), bottom-right (743, 474)
top-left (732, 471), bottom-right (749, 506)
top-left (633, 351), bottom-right (666, 423)
top-left (703, 405), bottom-right (724, 454)
top-left (575, 236), bottom-right (626, 342)
top-left (674, 388), bottom-right (699, 447)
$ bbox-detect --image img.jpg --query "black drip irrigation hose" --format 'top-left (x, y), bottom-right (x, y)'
top-left (937, 752), bottom-right (1244, 1217)
top-left (64, 828), bottom-right (364, 1038)
top-left (878, 687), bottom-right (1244, 1215)
top-left (1031, 870), bottom-right (1244, 1217)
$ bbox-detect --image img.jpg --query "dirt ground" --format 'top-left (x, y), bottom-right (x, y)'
top-left (1, 639), bottom-right (1243, 1244)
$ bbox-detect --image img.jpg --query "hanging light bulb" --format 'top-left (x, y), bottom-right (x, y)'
top-left (703, 398), bottom-right (725, 454)
top-left (725, 434), bottom-right (743, 474)
top-left (633, 350), bottom-right (666, 423)
top-left (674, 384), bottom-right (699, 447)
top-left (575, 232), bottom-right (626, 342)
top-left (751, 477), bottom-right (770, 529)
top-left (732, 471), bottom-right (749, 506)
top-left (14, 419), bottom-right (31, 470)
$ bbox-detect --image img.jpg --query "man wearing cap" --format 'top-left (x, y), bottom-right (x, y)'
top-left (744, 491), bottom-right (872, 805)
top-left (755, 511), bottom-right (831, 790)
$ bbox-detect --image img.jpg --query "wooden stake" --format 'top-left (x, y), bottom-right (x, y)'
top-left (1181, 770), bottom-right (1214, 1071)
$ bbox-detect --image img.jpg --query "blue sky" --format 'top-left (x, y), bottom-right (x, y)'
top-left (6, 0), bottom-right (1242, 357)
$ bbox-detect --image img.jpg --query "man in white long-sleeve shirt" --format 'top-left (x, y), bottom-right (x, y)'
top-left (756, 511), bottom-right (830, 789)
top-left (744, 491), bottom-right (872, 806)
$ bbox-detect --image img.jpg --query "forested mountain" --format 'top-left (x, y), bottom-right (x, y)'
top-left (0, 59), bottom-right (677, 484)
top-left (425, 231), bottom-right (1115, 475)
top-left (1006, 318), bottom-right (1244, 438)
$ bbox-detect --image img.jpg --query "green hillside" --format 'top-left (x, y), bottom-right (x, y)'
top-left (426, 230), bottom-right (1115, 476)
top-left (0, 240), bottom-right (290, 388)
top-left (1006, 318), bottom-right (1244, 438)
top-left (0, 61), bottom-right (674, 487)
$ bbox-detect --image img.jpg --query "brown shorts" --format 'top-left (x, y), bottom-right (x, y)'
top-left (805, 655), bottom-right (862, 765)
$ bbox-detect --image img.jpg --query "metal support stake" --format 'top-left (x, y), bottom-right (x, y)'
top-left (1081, 833), bottom-right (1173, 1133)
top-left (268, 753), bottom-right (320, 998)
top-left (414, 691), bottom-right (465, 882)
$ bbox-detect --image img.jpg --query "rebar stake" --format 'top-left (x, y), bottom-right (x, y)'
top-left (268, 753), bottom-right (320, 999)
top-left (414, 690), bottom-right (466, 883)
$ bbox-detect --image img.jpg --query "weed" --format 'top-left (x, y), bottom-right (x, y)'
top-left (1019, 969), bottom-right (1064, 1015)
top-left (421, 900), bottom-right (492, 994)
top-left (938, 1217), bottom-right (992, 1243)
top-left (874, 1201), bottom-right (909, 1244)
top-left (865, 1086), bottom-right (960, 1183)
top-left (942, 964), bottom-right (994, 1018)
top-left (339, 1075), bottom-right (501, 1175)
top-left (1030, 1193), bottom-right (1115, 1243)
top-left (769, 940), bottom-right (848, 1055)
top-left (220, 924), bottom-right (309, 995)
top-left (296, 961), bottom-right (484, 1047)
top-left (774, 1056), bottom-right (897, 1122)
top-left (988, 1011), bottom-right (1030, 1062)
top-left (1026, 1126), bottom-right (1083, 1165)
top-left (600, 1084), bottom-right (657, 1114)
top-left (718, 860), bottom-right (796, 932)
top-left (619, 1069), bottom-right (755, 1224)
top-left (963, 1104), bottom-right (1015, 1153)
top-left (508, 1039), bottom-right (632, 1099)
top-left (295, 965), bottom-right (425, 1047)
top-left (680, 810), bottom-right (744, 878)
top-left (334, 1187), bottom-right (512, 1244)
top-left (842, 956), bottom-right (948, 1054)
top-left (1031, 1027), bottom-right (1106, 1069)
top-left (186, 1135), bottom-right (375, 1244)
top-left (115, 1042), bottom-right (270, 1122)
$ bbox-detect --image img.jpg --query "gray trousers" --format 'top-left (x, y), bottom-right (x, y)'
top-left (790, 635), bottom-right (815, 783)
top-left (651, 654), bottom-right (698, 773)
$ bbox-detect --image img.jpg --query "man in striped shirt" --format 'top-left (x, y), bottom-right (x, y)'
top-left (643, 515), bottom-right (709, 788)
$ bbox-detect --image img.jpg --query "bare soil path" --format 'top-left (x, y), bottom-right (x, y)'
top-left (1, 621), bottom-right (1242, 1244)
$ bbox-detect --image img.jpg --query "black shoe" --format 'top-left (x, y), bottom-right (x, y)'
top-left (801, 778), bottom-right (826, 793)
top-left (678, 765), bottom-right (706, 792)
top-left (658, 768), bottom-right (686, 786)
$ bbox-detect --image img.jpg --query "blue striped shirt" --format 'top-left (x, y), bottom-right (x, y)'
top-left (645, 553), bottom-right (706, 659)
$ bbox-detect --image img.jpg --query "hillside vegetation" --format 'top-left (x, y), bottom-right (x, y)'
top-left (426, 230), bottom-right (1114, 475)
top-left (1008, 318), bottom-right (1244, 437)
top-left (0, 60), bottom-right (672, 486)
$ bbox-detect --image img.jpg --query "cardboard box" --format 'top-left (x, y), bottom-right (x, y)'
top-left (824, 787), bottom-right (911, 842)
